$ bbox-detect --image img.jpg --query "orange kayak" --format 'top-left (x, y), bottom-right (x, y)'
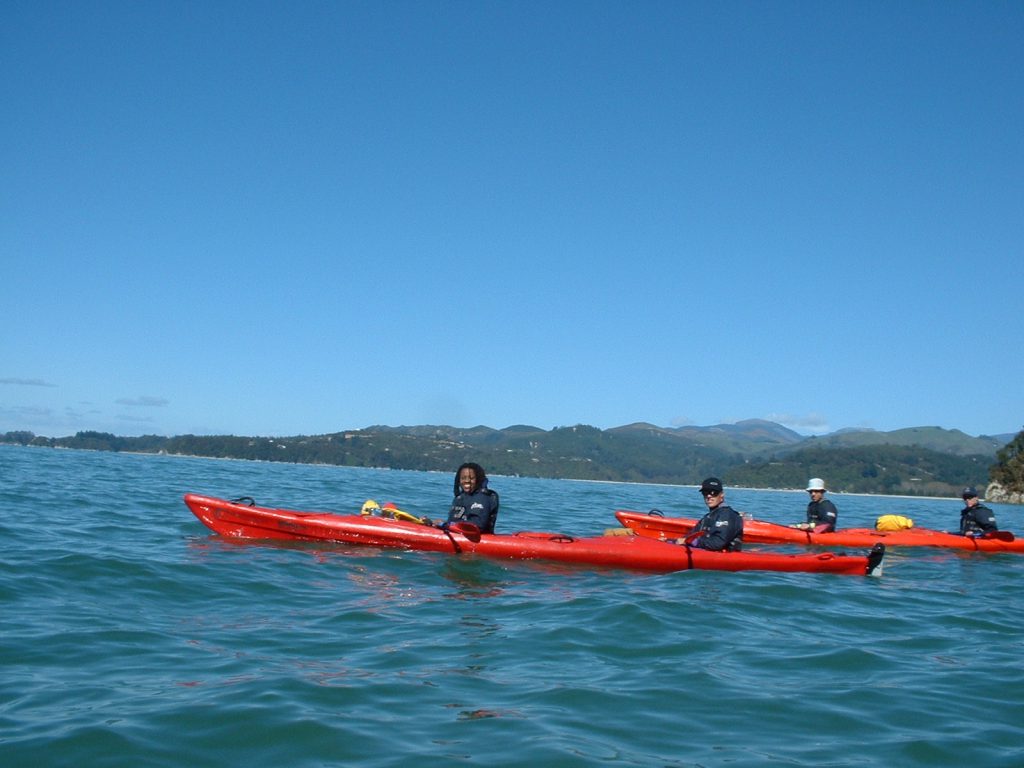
top-left (615, 510), bottom-right (1022, 553)
top-left (185, 494), bottom-right (884, 576)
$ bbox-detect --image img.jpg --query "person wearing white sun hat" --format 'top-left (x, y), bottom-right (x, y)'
top-left (793, 478), bottom-right (838, 532)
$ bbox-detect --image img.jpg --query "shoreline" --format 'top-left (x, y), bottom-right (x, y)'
top-left (2, 442), bottom-right (991, 503)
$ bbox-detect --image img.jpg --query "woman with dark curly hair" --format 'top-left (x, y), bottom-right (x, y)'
top-left (445, 462), bottom-right (500, 533)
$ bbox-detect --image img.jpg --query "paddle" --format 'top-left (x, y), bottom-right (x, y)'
top-left (982, 530), bottom-right (1015, 542)
top-left (681, 529), bottom-right (704, 546)
top-left (865, 543), bottom-right (885, 577)
top-left (362, 499), bottom-right (434, 525)
top-left (449, 521), bottom-right (482, 538)
top-left (381, 502), bottom-right (429, 524)
top-left (362, 500), bottom-right (489, 539)
top-left (433, 521), bottom-right (483, 551)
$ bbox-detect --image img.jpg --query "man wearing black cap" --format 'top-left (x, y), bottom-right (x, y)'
top-left (959, 487), bottom-right (998, 536)
top-left (683, 477), bottom-right (743, 551)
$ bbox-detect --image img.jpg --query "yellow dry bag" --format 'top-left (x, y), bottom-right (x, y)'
top-left (875, 514), bottom-right (914, 531)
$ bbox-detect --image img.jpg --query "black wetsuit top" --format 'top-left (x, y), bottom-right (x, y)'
top-left (447, 488), bottom-right (499, 533)
top-left (691, 503), bottom-right (743, 551)
top-left (959, 502), bottom-right (998, 536)
top-left (806, 499), bottom-right (838, 532)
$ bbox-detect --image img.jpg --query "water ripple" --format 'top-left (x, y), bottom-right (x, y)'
top-left (2, 445), bottom-right (1023, 767)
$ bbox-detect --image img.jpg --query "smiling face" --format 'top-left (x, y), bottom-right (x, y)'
top-left (458, 466), bottom-right (478, 494)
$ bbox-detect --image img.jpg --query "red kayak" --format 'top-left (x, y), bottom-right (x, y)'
top-left (615, 510), bottom-right (1022, 553)
top-left (184, 494), bottom-right (884, 576)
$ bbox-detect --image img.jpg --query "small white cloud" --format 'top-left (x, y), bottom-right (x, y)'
top-left (117, 413), bottom-right (157, 424)
top-left (765, 412), bottom-right (830, 433)
top-left (0, 405), bottom-right (53, 419)
top-left (116, 396), bottom-right (170, 407)
top-left (0, 377), bottom-right (56, 387)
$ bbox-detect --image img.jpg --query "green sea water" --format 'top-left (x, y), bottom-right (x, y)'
top-left (2, 444), bottom-right (1022, 767)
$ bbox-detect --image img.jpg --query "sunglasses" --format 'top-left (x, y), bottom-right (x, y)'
top-left (702, 491), bottom-right (720, 498)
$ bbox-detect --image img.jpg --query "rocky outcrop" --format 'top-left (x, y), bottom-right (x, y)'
top-left (986, 482), bottom-right (1023, 505)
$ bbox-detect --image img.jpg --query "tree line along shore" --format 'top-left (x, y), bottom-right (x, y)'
top-left (4, 422), bottom-right (1022, 501)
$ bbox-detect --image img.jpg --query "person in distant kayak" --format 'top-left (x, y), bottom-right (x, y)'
top-left (445, 462), bottom-right (500, 533)
top-left (959, 486), bottom-right (998, 536)
top-left (680, 477), bottom-right (743, 551)
top-left (794, 478), bottom-right (838, 532)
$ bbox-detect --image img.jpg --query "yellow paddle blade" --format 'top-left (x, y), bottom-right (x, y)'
top-left (392, 509), bottom-right (425, 524)
top-left (380, 502), bottom-right (425, 524)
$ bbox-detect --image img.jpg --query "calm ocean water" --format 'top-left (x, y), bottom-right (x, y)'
top-left (2, 444), bottom-right (1022, 767)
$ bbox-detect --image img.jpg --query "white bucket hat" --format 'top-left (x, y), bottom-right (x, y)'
top-left (806, 478), bottom-right (826, 492)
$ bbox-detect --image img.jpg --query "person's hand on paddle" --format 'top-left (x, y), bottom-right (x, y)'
top-left (680, 529), bottom-right (704, 546)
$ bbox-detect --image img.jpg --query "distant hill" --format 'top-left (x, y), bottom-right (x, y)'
top-left (679, 419), bottom-right (807, 454)
top-left (611, 421), bottom-right (1006, 462)
top-left (1, 421), bottom-right (1012, 497)
top-left (729, 443), bottom-right (993, 497)
top-left (793, 426), bottom-right (1009, 457)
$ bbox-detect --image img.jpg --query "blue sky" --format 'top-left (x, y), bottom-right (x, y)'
top-left (3, 1), bottom-right (1022, 439)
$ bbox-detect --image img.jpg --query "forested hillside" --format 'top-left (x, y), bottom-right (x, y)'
top-left (3, 421), bottom-right (1010, 497)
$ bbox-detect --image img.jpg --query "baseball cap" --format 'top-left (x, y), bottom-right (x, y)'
top-left (699, 477), bottom-right (724, 495)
